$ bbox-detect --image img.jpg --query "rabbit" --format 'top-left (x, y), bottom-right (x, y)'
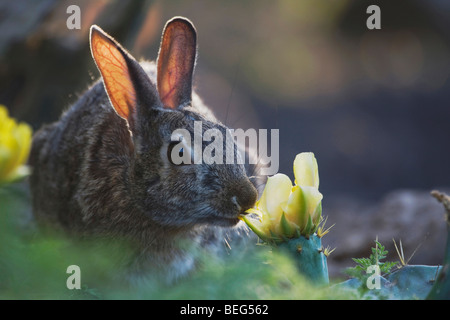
top-left (29, 17), bottom-right (259, 283)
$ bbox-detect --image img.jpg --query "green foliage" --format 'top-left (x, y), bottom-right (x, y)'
top-left (338, 240), bottom-right (400, 299)
top-left (345, 240), bottom-right (398, 281)
top-left (336, 265), bottom-right (442, 300)
top-left (0, 183), bottom-right (352, 300)
top-left (3, 182), bottom-right (442, 300)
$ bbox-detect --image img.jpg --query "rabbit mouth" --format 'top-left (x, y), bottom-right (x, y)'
top-left (192, 204), bottom-right (242, 227)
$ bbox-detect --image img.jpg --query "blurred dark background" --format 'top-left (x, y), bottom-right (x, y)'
top-left (1, 0), bottom-right (449, 274)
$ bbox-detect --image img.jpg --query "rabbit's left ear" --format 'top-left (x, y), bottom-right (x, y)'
top-left (157, 17), bottom-right (197, 110)
top-left (90, 25), bottom-right (160, 133)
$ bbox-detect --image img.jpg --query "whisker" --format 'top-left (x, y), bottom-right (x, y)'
top-left (191, 203), bottom-right (215, 217)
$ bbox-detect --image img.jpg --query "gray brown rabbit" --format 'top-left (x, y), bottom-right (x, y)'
top-left (29, 17), bottom-right (258, 283)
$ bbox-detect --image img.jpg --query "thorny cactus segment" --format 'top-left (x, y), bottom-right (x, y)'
top-left (279, 234), bottom-right (330, 286)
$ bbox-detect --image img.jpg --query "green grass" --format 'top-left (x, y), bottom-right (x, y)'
top-left (0, 183), bottom-right (353, 300)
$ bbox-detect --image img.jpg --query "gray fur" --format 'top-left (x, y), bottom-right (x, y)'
top-left (29, 20), bottom-right (259, 284)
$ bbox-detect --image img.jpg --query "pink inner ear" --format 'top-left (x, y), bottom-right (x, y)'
top-left (158, 62), bottom-right (178, 107)
top-left (91, 28), bottom-right (137, 120)
top-left (157, 19), bottom-right (196, 109)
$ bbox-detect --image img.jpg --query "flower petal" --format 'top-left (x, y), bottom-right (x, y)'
top-left (0, 146), bottom-right (12, 180)
top-left (312, 200), bottom-right (322, 229)
top-left (14, 123), bottom-right (32, 168)
top-left (0, 126), bottom-right (19, 180)
top-left (283, 186), bottom-right (305, 226)
top-left (293, 152), bottom-right (319, 188)
top-left (240, 214), bottom-right (271, 242)
top-left (261, 173), bottom-right (292, 223)
top-left (278, 212), bottom-right (299, 238)
top-left (0, 105), bottom-right (32, 183)
top-left (284, 185), bottom-right (322, 233)
top-left (300, 186), bottom-right (323, 225)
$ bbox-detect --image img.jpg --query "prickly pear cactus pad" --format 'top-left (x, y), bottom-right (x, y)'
top-left (278, 234), bottom-right (330, 286)
top-left (336, 265), bottom-right (442, 300)
top-left (241, 152), bottom-right (333, 285)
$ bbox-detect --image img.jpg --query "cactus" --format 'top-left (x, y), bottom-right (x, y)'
top-left (336, 265), bottom-right (442, 300)
top-left (241, 153), bottom-right (332, 286)
top-left (279, 233), bottom-right (329, 286)
top-left (427, 190), bottom-right (450, 300)
top-left (338, 237), bottom-right (444, 299)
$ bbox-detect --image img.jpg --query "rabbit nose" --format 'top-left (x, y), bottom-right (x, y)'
top-left (233, 179), bottom-right (258, 215)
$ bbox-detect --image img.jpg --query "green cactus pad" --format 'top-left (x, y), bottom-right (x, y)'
top-left (279, 234), bottom-right (329, 286)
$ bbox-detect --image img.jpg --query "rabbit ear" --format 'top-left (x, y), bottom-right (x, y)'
top-left (157, 17), bottom-right (197, 110)
top-left (90, 25), bottom-right (158, 132)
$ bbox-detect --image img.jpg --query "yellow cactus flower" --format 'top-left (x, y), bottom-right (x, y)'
top-left (0, 105), bottom-right (32, 184)
top-left (241, 152), bottom-right (323, 243)
top-left (294, 152), bottom-right (319, 188)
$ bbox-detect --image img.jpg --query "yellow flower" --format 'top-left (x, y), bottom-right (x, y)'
top-left (241, 152), bottom-right (323, 242)
top-left (0, 105), bottom-right (32, 184)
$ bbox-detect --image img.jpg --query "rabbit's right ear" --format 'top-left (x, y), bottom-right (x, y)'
top-left (90, 25), bottom-right (159, 134)
top-left (157, 17), bottom-right (197, 110)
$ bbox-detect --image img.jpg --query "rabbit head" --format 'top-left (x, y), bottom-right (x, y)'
top-left (89, 17), bottom-right (258, 230)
